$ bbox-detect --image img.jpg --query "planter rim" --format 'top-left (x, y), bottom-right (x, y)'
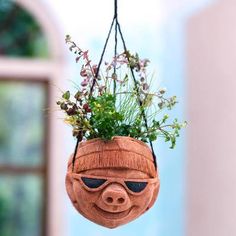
top-left (68, 136), bottom-right (157, 177)
top-left (79, 136), bottom-right (150, 148)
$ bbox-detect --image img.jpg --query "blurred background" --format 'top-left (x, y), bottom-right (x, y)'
top-left (1, 0), bottom-right (236, 236)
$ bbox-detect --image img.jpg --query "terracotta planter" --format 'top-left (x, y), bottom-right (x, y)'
top-left (66, 136), bottom-right (160, 228)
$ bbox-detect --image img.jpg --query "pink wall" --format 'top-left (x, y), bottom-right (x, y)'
top-left (186, 1), bottom-right (236, 235)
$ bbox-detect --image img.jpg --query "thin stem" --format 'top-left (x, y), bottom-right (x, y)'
top-left (137, 125), bottom-right (174, 136)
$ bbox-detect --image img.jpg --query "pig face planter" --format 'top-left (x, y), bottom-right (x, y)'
top-left (66, 136), bottom-right (160, 228)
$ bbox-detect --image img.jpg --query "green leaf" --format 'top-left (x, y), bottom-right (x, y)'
top-left (149, 133), bottom-right (157, 142)
top-left (62, 91), bottom-right (70, 100)
top-left (165, 136), bottom-right (170, 142)
top-left (74, 91), bottom-right (82, 100)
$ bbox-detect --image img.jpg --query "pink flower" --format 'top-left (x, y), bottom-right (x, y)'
top-left (83, 103), bottom-right (91, 113)
top-left (83, 50), bottom-right (89, 60)
top-left (80, 69), bottom-right (87, 77)
top-left (92, 65), bottom-right (98, 75)
top-left (142, 83), bottom-right (149, 90)
top-left (81, 79), bottom-right (88, 87)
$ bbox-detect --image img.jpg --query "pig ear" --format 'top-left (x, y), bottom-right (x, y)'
top-left (146, 180), bottom-right (160, 212)
top-left (65, 173), bottom-right (77, 204)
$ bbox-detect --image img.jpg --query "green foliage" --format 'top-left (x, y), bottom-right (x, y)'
top-left (57, 36), bottom-right (187, 148)
top-left (0, 0), bottom-right (48, 58)
top-left (88, 93), bottom-right (123, 139)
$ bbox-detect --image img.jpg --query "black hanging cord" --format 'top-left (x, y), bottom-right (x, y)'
top-left (113, 0), bottom-right (118, 94)
top-left (72, 0), bottom-right (157, 171)
top-left (71, 132), bottom-right (82, 172)
top-left (89, 17), bottom-right (116, 96)
top-left (72, 3), bottom-right (116, 172)
top-left (116, 21), bottom-right (158, 169)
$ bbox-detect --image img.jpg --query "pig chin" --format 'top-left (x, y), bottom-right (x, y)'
top-left (92, 204), bottom-right (137, 228)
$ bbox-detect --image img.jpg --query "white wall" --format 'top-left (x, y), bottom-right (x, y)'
top-left (186, 1), bottom-right (236, 235)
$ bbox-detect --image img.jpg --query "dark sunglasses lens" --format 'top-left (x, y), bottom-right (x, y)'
top-left (125, 181), bottom-right (147, 193)
top-left (81, 177), bottom-right (106, 189)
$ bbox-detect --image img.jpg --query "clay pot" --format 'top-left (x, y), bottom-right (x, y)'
top-left (66, 136), bottom-right (160, 228)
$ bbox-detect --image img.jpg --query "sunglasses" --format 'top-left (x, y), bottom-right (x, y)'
top-left (72, 173), bottom-right (158, 195)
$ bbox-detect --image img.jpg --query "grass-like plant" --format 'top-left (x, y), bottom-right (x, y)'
top-left (57, 35), bottom-right (186, 148)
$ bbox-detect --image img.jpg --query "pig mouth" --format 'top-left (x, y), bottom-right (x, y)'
top-left (94, 205), bottom-right (134, 220)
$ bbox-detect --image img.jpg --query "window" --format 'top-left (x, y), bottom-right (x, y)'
top-left (0, 1), bottom-right (57, 235)
top-left (0, 81), bottom-right (49, 236)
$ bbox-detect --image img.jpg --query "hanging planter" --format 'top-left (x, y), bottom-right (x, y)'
top-left (66, 136), bottom-right (159, 228)
top-left (57, 0), bottom-right (186, 229)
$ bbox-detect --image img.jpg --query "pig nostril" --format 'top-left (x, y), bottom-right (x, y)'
top-left (106, 197), bottom-right (113, 203)
top-left (118, 197), bottom-right (125, 204)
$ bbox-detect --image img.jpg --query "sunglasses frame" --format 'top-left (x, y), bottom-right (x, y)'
top-left (71, 173), bottom-right (158, 196)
